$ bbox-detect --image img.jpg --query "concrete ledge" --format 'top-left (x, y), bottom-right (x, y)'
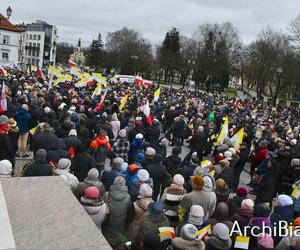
top-left (0, 181), bottom-right (16, 250)
top-left (1, 177), bottom-right (111, 250)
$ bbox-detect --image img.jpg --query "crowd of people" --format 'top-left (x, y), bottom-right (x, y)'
top-left (0, 68), bottom-right (300, 250)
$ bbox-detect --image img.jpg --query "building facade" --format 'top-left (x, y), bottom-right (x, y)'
top-left (0, 14), bottom-right (22, 66)
top-left (19, 20), bottom-right (58, 68)
top-left (69, 38), bottom-right (86, 66)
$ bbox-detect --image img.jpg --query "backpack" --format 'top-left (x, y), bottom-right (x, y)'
top-left (95, 143), bottom-right (108, 164)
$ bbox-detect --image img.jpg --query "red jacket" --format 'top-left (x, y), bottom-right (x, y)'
top-left (251, 147), bottom-right (268, 169)
top-left (89, 135), bottom-right (111, 151)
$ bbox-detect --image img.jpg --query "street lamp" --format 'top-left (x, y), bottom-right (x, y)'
top-left (6, 6), bottom-right (12, 20)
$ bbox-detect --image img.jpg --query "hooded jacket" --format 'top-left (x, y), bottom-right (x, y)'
top-left (205, 235), bottom-right (232, 250)
top-left (172, 237), bottom-right (205, 250)
top-left (47, 139), bottom-right (70, 163)
top-left (127, 197), bottom-right (153, 241)
top-left (102, 184), bottom-right (132, 246)
top-left (33, 130), bottom-right (58, 153)
top-left (81, 197), bottom-right (107, 230)
top-left (208, 202), bottom-right (233, 231)
top-left (14, 108), bottom-right (32, 134)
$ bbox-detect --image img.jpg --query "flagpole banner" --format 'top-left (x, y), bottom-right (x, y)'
top-left (230, 127), bottom-right (244, 149)
top-left (214, 116), bottom-right (229, 146)
top-left (119, 94), bottom-right (128, 111)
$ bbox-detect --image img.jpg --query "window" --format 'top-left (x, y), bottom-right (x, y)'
top-left (29, 34), bottom-right (32, 40)
top-left (32, 51), bottom-right (35, 57)
top-left (29, 42), bottom-right (32, 47)
top-left (28, 58), bottom-right (31, 64)
top-left (28, 50), bottom-right (31, 56)
top-left (37, 43), bottom-right (40, 48)
top-left (26, 34), bottom-right (29, 39)
top-left (36, 52), bottom-right (39, 57)
top-left (33, 43), bottom-right (36, 47)
top-left (3, 36), bottom-right (9, 44)
top-left (33, 35), bottom-right (37, 40)
top-left (2, 52), bottom-right (9, 59)
top-left (25, 50), bottom-right (28, 55)
top-left (36, 59), bottom-right (39, 65)
top-left (38, 35), bottom-right (41, 40)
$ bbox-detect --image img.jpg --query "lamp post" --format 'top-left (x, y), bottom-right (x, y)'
top-left (6, 6), bottom-right (12, 20)
top-left (274, 67), bottom-right (283, 106)
top-left (130, 55), bottom-right (138, 75)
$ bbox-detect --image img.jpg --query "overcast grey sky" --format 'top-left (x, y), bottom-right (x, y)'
top-left (2, 0), bottom-right (300, 47)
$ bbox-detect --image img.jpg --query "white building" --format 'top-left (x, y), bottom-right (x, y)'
top-left (19, 20), bottom-right (58, 68)
top-left (0, 14), bottom-right (22, 66)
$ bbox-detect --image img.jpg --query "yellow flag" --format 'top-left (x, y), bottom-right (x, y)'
top-left (53, 75), bottom-right (65, 86)
top-left (48, 65), bottom-right (62, 77)
top-left (214, 116), bottom-right (229, 146)
top-left (154, 87), bottom-right (160, 101)
top-left (29, 126), bottom-right (37, 135)
top-left (230, 127), bottom-right (244, 149)
top-left (92, 83), bottom-right (102, 98)
top-left (119, 94), bottom-right (129, 111)
top-left (31, 65), bottom-right (37, 72)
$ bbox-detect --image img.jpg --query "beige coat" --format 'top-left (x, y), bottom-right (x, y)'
top-left (126, 197), bottom-right (153, 241)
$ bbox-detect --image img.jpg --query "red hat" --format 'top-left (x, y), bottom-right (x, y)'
top-left (84, 186), bottom-right (100, 199)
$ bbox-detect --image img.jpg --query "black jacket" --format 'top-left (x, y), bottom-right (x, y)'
top-left (71, 153), bottom-right (96, 182)
top-left (24, 161), bottom-right (53, 176)
top-left (145, 126), bottom-right (160, 147)
top-left (163, 154), bottom-right (182, 177)
top-left (145, 160), bottom-right (166, 196)
top-left (33, 131), bottom-right (58, 153)
top-left (0, 134), bottom-right (15, 162)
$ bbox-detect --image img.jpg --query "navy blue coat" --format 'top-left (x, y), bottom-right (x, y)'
top-left (14, 108), bottom-right (32, 134)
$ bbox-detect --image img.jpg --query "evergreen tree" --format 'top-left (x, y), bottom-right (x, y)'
top-left (159, 27), bottom-right (181, 83)
top-left (86, 33), bottom-right (104, 67)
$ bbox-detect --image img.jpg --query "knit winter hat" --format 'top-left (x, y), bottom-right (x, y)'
top-left (113, 176), bottom-right (126, 186)
top-left (87, 168), bottom-right (99, 180)
top-left (0, 160), bottom-right (12, 177)
top-left (112, 157), bottom-right (124, 170)
top-left (143, 231), bottom-right (161, 250)
top-left (228, 148), bottom-right (236, 155)
top-left (145, 147), bottom-right (156, 157)
top-left (172, 174), bottom-right (185, 187)
top-left (0, 115), bottom-right (9, 125)
top-left (138, 183), bottom-right (153, 198)
top-left (134, 152), bottom-right (145, 163)
top-left (237, 187), bottom-right (248, 197)
top-left (68, 129), bottom-right (77, 137)
top-left (84, 186), bottom-right (100, 199)
top-left (254, 204), bottom-right (271, 217)
top-left (291, 159), bottom-right (300, 167)
top-left (35, 149), bottom-right (47, 161)
top-left (257, 234), bottom-right (274, 249)
top-left (58, 158), bottom-right (71, 171)
top-left (277, 194), bottom-right (293, 207)
top-left (241, 199), bottom-right (254, 210)
top-left (213, 223), bottom-right (230, 241)
top-left (291, 139), bottom-right (297, 145)
top-left (44, 107), bottom-right (51, 113)
top-left (135, 133), bottom-right (143, 140)
top-left (224, 151), bottom-right (232, 160)
top-left (148, 202), bottom-right (164, 215)
top-left (188, 205), bottom-right (204, 226)
top-left (180, 224), bottom-right (198, 241)
top-left (118, 129), bottom-right (126, 138)
top-left (137, 169), bottom-right (149, 182)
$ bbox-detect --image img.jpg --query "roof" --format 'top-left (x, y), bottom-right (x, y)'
top-left (0, 14), bottom-right (22, 32)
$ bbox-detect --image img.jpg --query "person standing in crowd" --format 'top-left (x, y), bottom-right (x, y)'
top-left (14, 104), bottom-right (32, 157)
top-left (102, 176), bottom-right (134, 249)
top-left (101, 157), bottom-right (124, 191)
top-left (113, 129), bottom-right (130, 162)
top-left (163, 147), bottom-right (182, 177)
top-left (80, 186), bottom-right (107, 231)
top-left (33, 123), bottom-right (58, 153)
top-left (23, 149), bottom-right (53, 177)
top-left (144, 147), bottom-right (167, 201)
top-left (89, 130), bottom-right (111, 173)
top-left (0, 116), bottom-right (15, 166)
